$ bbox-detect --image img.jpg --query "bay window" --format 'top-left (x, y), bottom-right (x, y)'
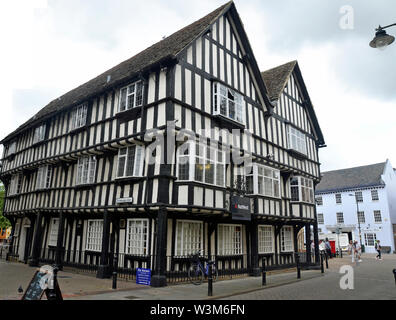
top-left (117, 145), bottom-right (145, 178)
top-left (70, 102), bottom-right (88, 131)
top-left (177, 141), bottom-right (226, 187)
top-left (287, 126), bottom-right (307, 155)
top-left (126, 219), bottom-right (149, 255)
top-left (76, 156), bottom-right (97, 185)
top-left (218, 224), bottom-right (242, 255)
top-left (36, 165), bottom-right (52, 190)
top-left (290, 176), bottom-right (314, 203)
top-left (175, 220), bottom-right (203, 256)
top-left (118, 81), bottom-right (144, 112)
top-left (213, 82), bottom-right (244, 124)
top-left (86, 220), bottom-right (103, 252)
top-left (246, 164), bottom-right (280, 198)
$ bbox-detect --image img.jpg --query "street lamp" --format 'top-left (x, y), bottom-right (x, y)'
top-left (349, 193), bottom-right (362, 250)
top-left (369, 24), bottom-right (396, 50)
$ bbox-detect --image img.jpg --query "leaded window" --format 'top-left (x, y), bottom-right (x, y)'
top-left (7, 141), bottom-right (16, 156)
top-left (117, 145), bottom-right (145, 178)
top-left (290, 176), bottom-right (314, 203)
top-left (36, 165), bottom-right (52, 190)
top-left (246, 164), bottom-right (280, 198)
top-left (70, 103), bottom-right (88, 131)
top-left (9, 174), bottom-right (22, 196)
top-left (76, 156), bottom-right (97, 185)
top-left (126, 219), bottom-right (149, 255)
top-left (287, 126), bottom-right (307, 155)
top-left (33, 124), bottom-right (46, 144)
top-left (118, 81), bottom-right (144, 112)
top-left (258, 226), bottom-right (274, 253)
top-left (218, 224), bottom-right (242, 256)
top-left (280, 226), bottom-right (293, 252)
top-left (175, 220), bottom-right (203, 256)
top-left (213, 82), bottom-right (244, 124)
top-left (86, 220), bottom-right (103, 252)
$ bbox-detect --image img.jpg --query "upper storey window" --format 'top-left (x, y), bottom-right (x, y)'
top-left (9, 174), bottom-right (22, 196)
top-left (33, 124), bottom-right (46, 144)
top-left (246, 163), bottom-right (280, 198)
top-left (287, 126), bottom-right (307, 155)
top-left (119, 81), bottom-right (144, 112)
top-left (36, 165), bottom-right (52, 190)
top-left (7, 141), bottom-right (17, 157)
top-left (213, 82), bottom-right (245, 124)
top-left (117, 145), bottom-right (145, 178)
top-left (290, 176), bottom-right (314, 204)
top-left (76, 156), bottom-right (97, 185)
top-left (70, 103), bottom-right (88, 131)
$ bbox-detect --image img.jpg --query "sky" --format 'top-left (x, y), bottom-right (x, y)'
top-left (0, 0), bottom-right (395, 172)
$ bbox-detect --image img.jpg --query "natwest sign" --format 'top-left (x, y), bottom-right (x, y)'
top-left (230, 196), bottom-right (251, 221)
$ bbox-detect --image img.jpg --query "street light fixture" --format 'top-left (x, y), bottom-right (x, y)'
top-left (349, 193), bottom-right (363, 250)
top-left (370, 24), bottom-right (396, 50)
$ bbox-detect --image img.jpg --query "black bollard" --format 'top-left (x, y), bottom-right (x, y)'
top-left (112, 253), bottom-right (118, 290)
top-left (295, 253), bottom-right (301, 279)
top-left (393, 269), bottom-right (396, 286)
top-left (208, 261), bottom-right (213, 297)
top-left (320, 253), bottom-right (324, 274)
top-left (325, 252), bottom-right (329, 269)
top-left (262, 257), bottom-right (267, 286)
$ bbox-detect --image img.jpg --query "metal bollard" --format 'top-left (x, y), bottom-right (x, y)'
top-left (262, 257), bottom-right (267, 286)
top-left (112, 253), bottom-right (118, 290)
top-left (320, 253), bottom-right (324, 274)
top-left (208, 261), bottom-right (213, 297)
top-left (393, 269), bottom-right (396, 286)
top-left (295, 253), bottom-right (301, 279)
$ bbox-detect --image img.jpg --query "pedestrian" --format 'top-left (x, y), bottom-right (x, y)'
top-left (310, 240), bottom-right (315, 260)
top-left (375, 240), bottom-right (382, 260)
top-left (319, 240), bottom-right (326, 257)
top-left (348, 240), bottom-right (355, 263)
top-left (354, 241), bottom-right (362, 262)
top-left (325, 238), bottom-right (332, 259)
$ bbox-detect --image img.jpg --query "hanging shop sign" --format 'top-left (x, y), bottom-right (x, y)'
top-left (230, 196), bottom-right (251, 221)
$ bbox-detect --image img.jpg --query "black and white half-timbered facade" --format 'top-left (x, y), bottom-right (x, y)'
top-left (0, 2), bottom-right (325, 287)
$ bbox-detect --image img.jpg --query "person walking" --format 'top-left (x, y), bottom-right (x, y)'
top-left (354, 241), bottom-right (362, 263)
top-left (348, 240), bottom-right (355, 263)
top-left (325, 238), bottom-right (332, 259)
top-left (375, 240), bottom-right (382, 260)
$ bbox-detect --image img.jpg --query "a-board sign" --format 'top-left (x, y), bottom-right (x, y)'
top-left (21, 270), bottom-right (47, 300)
top-left (136, 268), bottom-right (151, 286)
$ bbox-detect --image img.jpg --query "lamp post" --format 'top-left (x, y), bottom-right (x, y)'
top-left (369, 24), bottom-right (396, 49)
top-left (349, 193), bottom-right (362, 250)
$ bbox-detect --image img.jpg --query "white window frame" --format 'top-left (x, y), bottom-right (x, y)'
top-left (33, 124), bottom-right (46, 144)
top-left (355, 191), bottom-right (363, 203)
top-left (371, 190), bottom-right (379, 201)
top-left (280, 226), bottom-right (294, 252)
top-left (364, 233), bottom-right (377, 247)
top-left (116, 145), bottom-right (145, 178)
top-left (175, 220), bottom-right (203, 257)
top-left (76, 156), bottom-right (97, 185)
top-left (213, 82), bottom-right (245, 124)
top-left (118, 80), bottom-right (144, 112)
top-left (48, 218), bottom-right (59, 247)
top-left (336, 212), bottom-right (344, 224)
top-left (126, 219), bottom-right (149, 255)
top-left (316, 196), bottom-right (323, 206)
top-left (86, 219), bottom-right (103, 252)
top-left (176, 141), bottom-right (226, 187)
top-left (70, 102), bottom-right (88, 131)
top-left (246, 163), bottom-right (281, 198)
top-left (374, 210), bottom-right (382, 223)
top-left (335, 193), bottom-right (342, 204)
top-left (290, 176), bottom-right (314, 204)
top-left (258, 225), bottom-right (274, 254)
top-left (287, 126), bottom-right (307, 155)
top-left (317, 213), bottom-right (324, 225)
top-left (217, 224), bottom-right (243, 256)
top-left (357, 211), bottom-right (365, 224)
top-left (9, 174), bottom-right (22, 196)
top-left (36, 165), bottom-right (52, 190)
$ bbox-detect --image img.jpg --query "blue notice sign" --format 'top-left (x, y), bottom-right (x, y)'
top-left (136, 268), bottom-right (151, 286)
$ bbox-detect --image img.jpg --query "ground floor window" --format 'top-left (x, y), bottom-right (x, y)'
top-left (175, 220), bottom-right (203, 256)
top-left (86, 220), bottom-right (103, 252)
top-left (48, 218), bottom-right (59, 247)
top-left (280, 226), bottom-right (293, 252)
top-left (258, 226), bottom-right (274, 253)
top-left (364, 233), bottom-right (377, 247)
top-left (126, 219), bottom-right (149, 255)
top-left (217, 224), bottom-right (242, 256)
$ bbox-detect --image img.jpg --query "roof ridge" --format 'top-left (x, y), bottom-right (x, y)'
top-left (322, 162), bottom-right (386, 174)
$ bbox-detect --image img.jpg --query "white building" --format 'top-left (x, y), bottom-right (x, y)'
top-left (315, 160), bottom-right (396, 254)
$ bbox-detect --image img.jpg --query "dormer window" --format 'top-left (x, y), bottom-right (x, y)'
top-left (33, 124), bottom-right (46, 144)
top-left (213, 82), bottom-right (244, 124)
top-left (118, 81), bottom-right (144, 112)
top-left (70, 103), bottom-right (88, 131)
top-left (287, 126), bottom-right (307, 155)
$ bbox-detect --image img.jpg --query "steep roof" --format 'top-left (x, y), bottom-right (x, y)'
top-left (316, 162), bottom-right (387, 194)
top-left (2, 1), bottom-right (233, 143)
top-left (261, 60), bottom-right (297, 101)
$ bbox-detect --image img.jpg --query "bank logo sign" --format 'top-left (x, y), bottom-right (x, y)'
top-left (230, 196), bottom-right (251, 221)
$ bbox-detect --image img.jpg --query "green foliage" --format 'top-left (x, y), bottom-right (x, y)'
top-left (0, 185), bottom-right (11, 229)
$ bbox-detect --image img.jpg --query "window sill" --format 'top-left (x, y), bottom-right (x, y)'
top-left (246, 193), bottom-right (281, 200)
top-left (213, 114), bottom-right (245, 130)
top-left (174, 179), bottom-right (226, 190)
top-left (115, 176), bottom-right (145, 184)
top-left (69, 126), bottom-right (88, 135)
top-left (116, 107), bottom-right (142, 122)
top-left (287, 149), bottom-right (308, 160)
top-left (32, 140), bottom-right (47, 148)
top-left (74, 183), bottom-right (95, 191)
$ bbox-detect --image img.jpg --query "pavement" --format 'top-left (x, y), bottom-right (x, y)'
top-left (1, 253), bottom-right (395, 300)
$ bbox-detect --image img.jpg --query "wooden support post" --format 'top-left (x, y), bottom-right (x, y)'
top-left (151, 207), bottom-right (168, 287)
top-left (97, 210), bottom-right (111, 279)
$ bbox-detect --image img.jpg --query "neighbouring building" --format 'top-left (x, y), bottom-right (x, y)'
top-left (0, 1), bottom-right (325, 287)
top-left (315, 160), bottom-right (396, 254)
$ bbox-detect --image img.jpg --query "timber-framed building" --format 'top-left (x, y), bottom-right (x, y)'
top-left (0, 2), bottom-right (325, 286)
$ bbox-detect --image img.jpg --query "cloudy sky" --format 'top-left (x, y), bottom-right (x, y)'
top-left (0, 0), bottom-right (395, 172)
